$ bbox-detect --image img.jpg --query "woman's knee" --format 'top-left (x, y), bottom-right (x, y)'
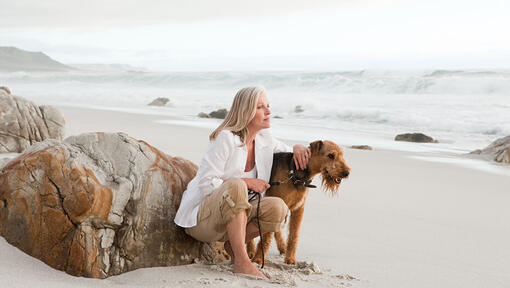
top-left (224, 178), bottom-right (248, 202)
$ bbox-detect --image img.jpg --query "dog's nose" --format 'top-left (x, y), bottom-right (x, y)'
top-left (342, 171), bottom-right (350, 177)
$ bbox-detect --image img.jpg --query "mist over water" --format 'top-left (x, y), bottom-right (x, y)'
top-left (2, 68), bottom-right (509, 152)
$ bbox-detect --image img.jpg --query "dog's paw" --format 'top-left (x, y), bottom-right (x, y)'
top-left (252, 256), bottom-right (263, 265)
top-left (246, 241), bottom-right (256, 259)
top-left (284, 257), bottom-right (297, 265)
top-left (277, 244), bottom-right (286, 255)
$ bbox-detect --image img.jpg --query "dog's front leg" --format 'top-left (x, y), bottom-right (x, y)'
top-left (285, 206), bottom-right (305, 264)
top-left (252, 232), bottom-right (273, 265)
top-left (246, 240), bottom-right (256, 259)
top-left (274, 231), bottom-right (286, 254)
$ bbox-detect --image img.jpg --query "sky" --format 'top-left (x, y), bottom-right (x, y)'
top-left (0, 0), bottom-right (509, 71)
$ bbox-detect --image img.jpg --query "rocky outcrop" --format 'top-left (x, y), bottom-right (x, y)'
top-left (470, 135), bottom-right (510, 163)
top-left (351, 145), bottom-right (373, 150)
top-left (0, 89), bottom-right (65, 153)
top-left (0, 86), bottom-right (11, 94)
top-left (0, 132), bottom-right (216, 278)
top-left (198, 108), bottom-right (228, 119)
top-left (394, 133), bottom-right (438, 143)
top-left (148, 97), bottom-right (170, 106)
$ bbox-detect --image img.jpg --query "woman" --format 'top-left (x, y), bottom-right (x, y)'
top-left (174, 86), bottom-right (310, 278)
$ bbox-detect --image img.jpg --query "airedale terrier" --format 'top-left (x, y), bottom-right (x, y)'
top-left (248, 140), bottom-right (351, 265)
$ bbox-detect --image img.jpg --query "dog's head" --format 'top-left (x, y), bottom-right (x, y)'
top-left (308, 140), bottom-right (350, 196)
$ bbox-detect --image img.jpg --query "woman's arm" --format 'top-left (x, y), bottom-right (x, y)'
top-left (273, 136), bottom-right (310, 170)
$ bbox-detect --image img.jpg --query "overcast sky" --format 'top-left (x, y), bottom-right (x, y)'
top-left (1, 0), bottom-right (509, 71)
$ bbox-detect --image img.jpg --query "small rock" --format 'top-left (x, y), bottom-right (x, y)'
top-left (273, 115), bottom-right (283, 119)
top-left (209, 108), bottom-right (228, 119)
top-left (395, 133), bottom-right (438, 143)
top-left (294, 105), bottom-right (304, 113)
top-left (198, 112), bottom-right (210, 118)
top-left (147, 97), bottom-right (170, 106)
top-left (351, 145), bottom-right (373, 150)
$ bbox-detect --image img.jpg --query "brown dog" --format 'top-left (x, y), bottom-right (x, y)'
top-left (247, 140), bottom-right (350, 265)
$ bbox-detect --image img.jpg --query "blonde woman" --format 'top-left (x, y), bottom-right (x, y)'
top-left (174, 87), bottom-right (310, 278)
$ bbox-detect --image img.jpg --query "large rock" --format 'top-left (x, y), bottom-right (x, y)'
top-left (470, 135), bottom-right (510, 163)
top-left (394, 133), bottom-right (438, 143)
top-left (0, 132), bottom-right (214, 278)
top-left (0, 89), bottom-right (65, 152)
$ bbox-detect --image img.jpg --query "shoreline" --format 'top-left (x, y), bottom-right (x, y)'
top-left (56, 104), bottom-right (510, 177)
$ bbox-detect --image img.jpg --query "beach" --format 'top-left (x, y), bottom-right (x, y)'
top-left (1, 105), bottom-right (509, 288)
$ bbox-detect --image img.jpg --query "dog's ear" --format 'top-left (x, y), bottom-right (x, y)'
top-left (309, 140), bottom-right (323, 154)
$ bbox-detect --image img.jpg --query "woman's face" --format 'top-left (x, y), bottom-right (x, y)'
top-left (247, 92), bottom-right (271, 132)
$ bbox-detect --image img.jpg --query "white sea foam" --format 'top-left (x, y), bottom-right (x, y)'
top-left (1, 69), bottom-right (509, 154)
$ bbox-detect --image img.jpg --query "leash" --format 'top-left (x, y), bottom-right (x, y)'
top-left (256, 193), bottom-right (265, 269)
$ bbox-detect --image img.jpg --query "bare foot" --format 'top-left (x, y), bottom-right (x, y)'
top-left (224, 241), bottom-right (235, 263)
top-left (233, 259), bottom-right (268, 279)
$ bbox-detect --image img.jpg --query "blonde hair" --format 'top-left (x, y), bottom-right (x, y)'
top-left (209, 86), bottom-right (265, 144)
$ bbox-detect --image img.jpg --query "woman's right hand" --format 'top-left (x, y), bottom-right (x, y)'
top-left (242, 178), bottom-right (270, 193)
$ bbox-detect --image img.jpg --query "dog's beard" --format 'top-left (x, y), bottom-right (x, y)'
top-left (321, 170), bottom-right (341, 196)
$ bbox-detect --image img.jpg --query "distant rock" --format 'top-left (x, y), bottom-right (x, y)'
top-left (197, 108), bottom-right (229, 119)
top-left (273, 115), bottom-right (283, 119)
top-left (294, 105), bottom-right (304, 113)
top-left (351, 145), bottom-right (373, 150)
top-left (0, 86), bottom-right (11, 94)
top-left (0, 46), bottom-right (72, 72)
top-left (0, 132), bottom-right (220, 278)
top-left (0, 89), bottom-right (65, 152)
top-left (209, 108), bottom-right (228, 119)
top-left (470, 135), bottom-right (510, 163)
top-left (395, 133), bottom-right (438, 143)
top-left (148, 97), bottom-right (170, 106)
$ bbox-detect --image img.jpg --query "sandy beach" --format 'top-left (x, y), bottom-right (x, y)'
top-left (1, 106), bottom-right (509, 288)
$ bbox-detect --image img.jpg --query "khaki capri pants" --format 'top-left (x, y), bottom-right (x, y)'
top-left (186, 178), bottom-right (289, 242)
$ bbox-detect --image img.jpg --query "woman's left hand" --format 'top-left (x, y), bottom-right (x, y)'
top-left (293, 144), bottom-right (311, 170)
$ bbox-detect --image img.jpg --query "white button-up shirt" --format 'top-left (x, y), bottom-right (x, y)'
top-left (174, 129), bottom-right (291, 228)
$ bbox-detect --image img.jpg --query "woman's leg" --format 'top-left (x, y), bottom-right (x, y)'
top-left (225, 211), bottom-right (267, 278)
top-left (185, 179), bottom-right (267, 278)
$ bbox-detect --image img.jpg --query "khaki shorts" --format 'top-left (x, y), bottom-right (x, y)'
top-left (185, 178), bottom-right (289, 243)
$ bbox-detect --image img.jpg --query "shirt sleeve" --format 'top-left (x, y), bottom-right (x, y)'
top-left (197, 130), bottom-right (233, 196)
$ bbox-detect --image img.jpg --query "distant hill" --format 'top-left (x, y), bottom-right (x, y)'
top-left (0, 46), bottom-right (72, 72)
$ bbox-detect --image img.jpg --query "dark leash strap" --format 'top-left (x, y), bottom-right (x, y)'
top-left (256, 192), bottom-right (265, 269)
top-left (249, 189), bottom-right (265, 268)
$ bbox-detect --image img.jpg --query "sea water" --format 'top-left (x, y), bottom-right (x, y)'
top-left (1, 68), bottom-right (509, 155)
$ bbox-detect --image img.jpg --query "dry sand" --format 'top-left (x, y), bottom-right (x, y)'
top-left (1, 106), bottom-right (509, 288)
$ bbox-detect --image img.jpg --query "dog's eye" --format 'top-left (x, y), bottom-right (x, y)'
top-left (328, 153), bottom-right (335, 159)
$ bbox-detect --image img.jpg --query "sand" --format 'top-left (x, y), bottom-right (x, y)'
top-left (1, 106), bottom-right (509, 288)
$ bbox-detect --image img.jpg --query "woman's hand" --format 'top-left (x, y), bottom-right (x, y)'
top-left (293, 144), bottom-right (311, 170)
top-left (242, 178), bottom-right (270, 193)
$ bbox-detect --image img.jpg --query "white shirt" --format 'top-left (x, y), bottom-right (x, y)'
top-left (174, 129), bottom-right (292, 228)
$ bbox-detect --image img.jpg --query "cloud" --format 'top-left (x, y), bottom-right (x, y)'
top-left (0, 0), bottom-right (393, 28)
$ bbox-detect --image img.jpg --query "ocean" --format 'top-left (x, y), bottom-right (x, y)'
top-left (1, 68), bottom-right (509, 155)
